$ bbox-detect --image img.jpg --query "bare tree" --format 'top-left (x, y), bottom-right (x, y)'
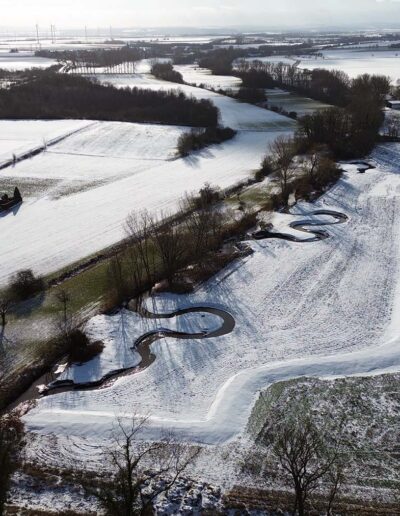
top-left (184, 208), bottom-right (212, 261)
top-left (301, 148), bottom-right (321, 187)
top-left (259, 400), bottom-right (345, 516)
top-left (79, 417), bottom-right (200, 516)
top-left (108, 253), bottom-right (127, 304)
top-left (54, 288), bottom-right (71, 330)
top-left (125, 212), bottom-right (156, 288)
top-left (326, 461), bottom-right (346, 516)
top-left (0, 414), bottom-right (23, 514)
top-left (269, 135), bottom-right (296, 208)
top-left (0, 298), bottom-right (11, 329)
top-left (152, 216), bottom-right (186, 284)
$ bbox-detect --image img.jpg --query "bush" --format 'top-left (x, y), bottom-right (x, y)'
top-left (177, 126), bottom-right (236, 157)
top-left (314, 158), bottom-right (342, 189)
top-left (8, 269), bottom-right (44, 301)
top-left (151, 62), bottom-right (184, 84)
top-left (196, 183), bottom-right (221, 208)
top-left (236, 87), bottom-right (266, 103)
top-left (255, 156), bottom-right (274, 182)
top-left (67, 329), bottom-right (104, 364)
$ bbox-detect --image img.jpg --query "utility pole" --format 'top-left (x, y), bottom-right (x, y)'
top-left (35, 24), bottom-right (41, 49)
top-left (50, 25), bottom-right (55, 44)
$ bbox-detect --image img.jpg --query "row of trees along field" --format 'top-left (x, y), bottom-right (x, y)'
top-left (107, 187), bottom-right (256, 307)
top-left (0, 72), bottom-right (219, 127)
top-left (233, 62), bottom-right (389, 158)
top-left (234, 59), bottom-right (390, 106)
top-left (36, 46), bottom-right (145, 74)
top-left (196, 45), bottom-right (313, 75)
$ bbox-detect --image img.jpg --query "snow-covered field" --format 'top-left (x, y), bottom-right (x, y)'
top-left (95, 71), bottom-right (292, 131)
top-left (248, 49), bottom-right (400, 84)
top-left (0, 50), bottom-right (56, 70)
top-left (175, 64), bottom-right (242, 91)
top-left (299, 49), bottom-right (400, 84)
top-left (57, 309), bottom-right (223, 385)
top-left (23, 145), bottom-right (400, 459)
top-left (0, 129), bottom-right (290, 284)
top-left (266, 88), bottom-right (331, 115)
top-left (0, 76), bottom-right (294, 285)
top-left (0, 119), bottom-right (93, 165)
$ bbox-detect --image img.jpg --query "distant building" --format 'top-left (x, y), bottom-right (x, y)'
top-left (387, 100), bottom-right (400, 110)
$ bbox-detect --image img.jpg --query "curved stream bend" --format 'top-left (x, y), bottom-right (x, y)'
top-left (44, 306), bottom-right (235, 395)
top-left (253, 209), bottom-right (348, 243)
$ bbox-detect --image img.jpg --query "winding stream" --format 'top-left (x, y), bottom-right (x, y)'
top-left (43, 306), bottom-right (235, 396)
top-left (42, 209), bottom-right (348, 396)
top-left (253, 209), bottom-right (348, 243)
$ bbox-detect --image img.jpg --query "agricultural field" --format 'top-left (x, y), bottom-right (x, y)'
top-left (0, 119), bottom-right (92, 165)
top-left (2, 26), bottom-right (400, 514)
top-left (0, 67), bottom-right (294, 285)
top-left (175, 64), bottom-right (242, 91)
top-left (265, 88), bottom-right (331, 115)
top-left (0, 50), bottom-right (56, 70)
top-left (24, 151), bottom-right (400, 447)
top-left (14, 148), bottom-right (400, 512)
top-left (299, 49), bottom-right (400, 84)
top-left (250, 48), bottom-right (400, 84)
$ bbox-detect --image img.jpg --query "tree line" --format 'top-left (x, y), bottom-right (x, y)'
top-left (235, 60), bottom-right (390, 108)
top-left (195, 44), bottom-right (314, 75)
top-left (0, 72), bottom-right (219, 127)
top-left (107, 187), bottom-right (255, 306)
top-left (36, 46), bottom-right (144, 73)
top-left (296, 73), bottom-right (390, 157)
top-left (234, 61), bottom-right (389, 158)
top-left (177, 126), bottom-right (236, 157)
top-left (150, 62), bottom-right (184, 83)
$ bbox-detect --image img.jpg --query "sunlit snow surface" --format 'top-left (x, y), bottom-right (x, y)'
top-left (0, 73), bottom-right (294, 285)
top-left (24, 149), bottom-right (400, 450)
top-left (247, 49), bottom-right (400, 84)
top-left (0, 51), bottom-right (56, 70)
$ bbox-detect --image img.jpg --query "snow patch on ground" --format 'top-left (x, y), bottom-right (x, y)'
top-left (59, 308), bottom-right (223, 384)
top-left (23, 149), bottom-right (400, 453)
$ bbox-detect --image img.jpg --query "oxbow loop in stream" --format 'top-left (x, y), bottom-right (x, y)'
top-left (43, 305), bottom-right (235, 395)
top-left (252, 209), bottom-right (348, 243)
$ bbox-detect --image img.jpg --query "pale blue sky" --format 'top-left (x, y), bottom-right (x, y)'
top-left (2, 0), bottom-right (400, 29)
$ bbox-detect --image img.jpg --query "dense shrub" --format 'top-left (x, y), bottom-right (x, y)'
top-left (235, 69), bottom-right (275, 89)
top-left (0, 72), bottom-right (219, 127)
top-left (177, 126), bottom-right (236, 157)
top-left (294, 158), bottom-right (342, 201)
top-left (8, 269), bottom-right (44, 301)
top-left (198, 48), bottom-right (246, 75)
top-left (67, 329), bottom-right (104, 364)
top-left (258, 156), bottom-right (274, 177)
top-left (236, 87), bottom-right (266, 103)
top-left (188, 183), bottom-right (221, 210)
top-left (296, 102), bottom-right (384, 159)
top-left (151, 62), bottom-right (184, 83)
